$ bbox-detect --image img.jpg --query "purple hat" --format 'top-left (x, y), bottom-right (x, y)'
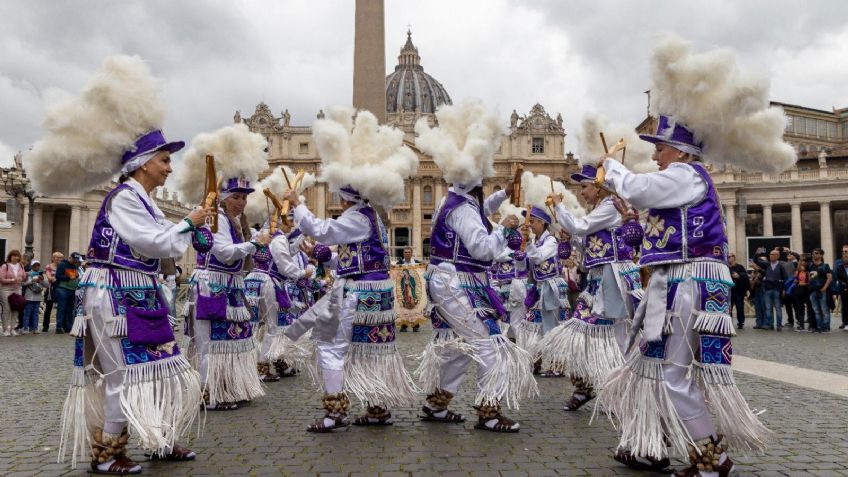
top-left (338, 185), bottom-right (364, 202)
top-left (522, 206), bottom-right (552, 225)
top-left (639, 115), bottom-right (703, 156)
top-left (221, 176), bottom-right (254, 194)
top-left (570, 164), bottom-right (598, 184)
top-left (121, 129), bottom-right (185, 164)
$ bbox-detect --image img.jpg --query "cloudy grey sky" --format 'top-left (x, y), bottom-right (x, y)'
top-left (2, 0), bottom-right (847, 169)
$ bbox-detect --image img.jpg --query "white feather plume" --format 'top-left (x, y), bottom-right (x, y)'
top-left (521, 171), bottom-right (585, 219)
top-left (414, 98), bottom-right (504, 186)
top-left (244, 166), bottom-right (316, 224)
top-left (577, 113), bottom-right (657, 173)
top-left (313, 106), bottom-right (418, 208)
top-left (173, 123), bottom-right (269, 204)
top-left (649, 35), bottom-right (796, 173)
top-left (24, 55), bottom-right (167, 195)
top-left (497, 199), bottom-right (525, 225)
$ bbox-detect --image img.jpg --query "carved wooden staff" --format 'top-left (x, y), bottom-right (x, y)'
top-left (203, 154), bottom-right (221, 233)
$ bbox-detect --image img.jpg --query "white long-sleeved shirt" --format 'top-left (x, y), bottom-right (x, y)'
top-left (109, 178), bottom-right (192, 259)
top-left (554, 196), bottom-right (620, 239)
top-left (293, 203), bottom-right (371, 246)
top-left (270, 233), bottom-right (304, 280)
top-left (209, 211), bottom-right (256, 265)
top-left (525, 230), bottom-right (558, 267)
top-left (433, 189), bottom-right (507, 272)
top-left (602, 158), bottom-right (707, 210)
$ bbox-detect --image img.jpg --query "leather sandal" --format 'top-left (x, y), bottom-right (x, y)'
top-left (90, 455), bottom-right (142, 475)
top-left (145, 445), bottom-right (196, 461)
top-left (419, 406), bottom-right (466, 423)
top-left (307, 414), bottom-right (349, 433)
top-left (563, 392), bottom-right (595, 411)
top-left (353, 413), bottom-right (394, 426)
top-left (474, 414), bottom-right (520, 433)
top-left (205, 401), bottom-right (239, 411)
top-left (613, 448), bottom-right (671, 473)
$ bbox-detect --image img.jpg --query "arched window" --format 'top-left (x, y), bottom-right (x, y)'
top-left (423, 185), bottom-right (433, 205)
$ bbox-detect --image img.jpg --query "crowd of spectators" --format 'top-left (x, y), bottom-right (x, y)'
top-left (730, 244), bottom-right (848, 333)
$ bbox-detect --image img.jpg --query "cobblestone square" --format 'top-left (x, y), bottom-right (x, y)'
top-left (1, 323), bottom-right (846, 476)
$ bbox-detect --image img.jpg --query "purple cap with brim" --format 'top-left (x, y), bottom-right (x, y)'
top-left (638, 115), bottom-right (703, 156)
top-left (121, 129), bottom-right (185, 164)
top-left (522, 206), bottom-right (552, 225)
top-left (570, 164), bottom-right (598, 183)
top-left (221, 176), bottom-right (254, 194)
top-left (339, 185), bottom-right (364, 202)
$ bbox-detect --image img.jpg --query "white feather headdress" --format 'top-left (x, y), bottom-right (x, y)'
top-left (648, 35), bottom-right (796, 173)
top-left (414, 98), bottom-right (504, 190)
top-left (24, 55), bottom-right (167, 195)
top-left (244, 166), bottom-right (316, 224)
top-left (497, 199), bottom-right (525, 225)
top-left (521, 171), bottom-right (585, 218)
top-left (577, 113), bottom-right (657, 173)
top-left (173, 123), bottom-right (268, 204)
top-left (312, 106), bottom-right (418, 208)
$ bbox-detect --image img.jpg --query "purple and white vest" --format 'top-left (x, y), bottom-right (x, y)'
top-left (640, 162), bottom-right (727, 266)
top-left (197, 212), bottom-right (244, 273)
top-left (335, 206), bottom-right (390, 279)
top-left (582, 227), bottom-right (635, 269)
top-left (492, 260), bottom-right (516, 281)
top-left (86, 184), bottom-right (159, 274)
top-left (530, 234), bottom-right (562, 281)
top-left (430, 192), bottom-right (492, 273)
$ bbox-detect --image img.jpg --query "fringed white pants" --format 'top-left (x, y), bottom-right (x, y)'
top-left (316, 291), bottom-right (356, 394)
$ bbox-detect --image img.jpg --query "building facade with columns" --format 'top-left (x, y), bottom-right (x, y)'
top-left (638, 102), bottom-right (848, 261)
top-left (238, 31), bottom-right (577, 260)
top-left (0, 162), bottom-right (196, 271)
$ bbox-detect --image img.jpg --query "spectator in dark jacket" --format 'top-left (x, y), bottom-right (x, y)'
top-left (791, 261), bottom-right (810, 331)
top-left (728, 253), bottom-right (749, 329)
top-left (762, 249), bottom-right (789, 330)
top-left (835, 244), bottom-right (848, 330)
top-left (54, 252), bottom-right (82, 334)
top-left (808, 248), bottom-right (833, 333)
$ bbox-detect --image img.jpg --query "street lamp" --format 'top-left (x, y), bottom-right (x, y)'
top-left (1, 165), bottom-right (39, 260)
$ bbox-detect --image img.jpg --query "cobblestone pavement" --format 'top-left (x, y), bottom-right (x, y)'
top-left (1, 321), bottom-right (847, 476)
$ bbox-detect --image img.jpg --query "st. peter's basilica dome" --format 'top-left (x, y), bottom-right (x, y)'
top-left (385, 30), bottom-right (452, 114)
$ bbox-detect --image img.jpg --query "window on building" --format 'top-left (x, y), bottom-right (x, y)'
top-left (424, 214), bottom-right (432, 220)
top-left (843, 122), bottom-right (848, 139)
top-left (532, 137), bottom-right (544, 154)
top-left (299, 142), bottom-right (309, 154)
top-left (422, 238), bottom-right (431, 258)
top-left (806, 118), bottom-right (816, 136)
top-left (794, 117), bottom-right (804, 135)
top-left (423, 185), bottom-right (433, 205)
top-left (817, 119), bottom-right (827, 138)
top-left (828, 122), bottom-right (837, 138)
top-left (394, 227), bottom-right (410, 259)
top-left (785, 115), bottom-right (794, 132)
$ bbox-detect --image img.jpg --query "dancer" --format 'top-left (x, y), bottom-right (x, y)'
top-left (414, 99), bottom-right (537, 432)
top-left (490, 202), bottom-right (528, 341)
top-left (27, 55), bottom-right (213, 474)
top-left (598, 36), bottom-right (786, 476)
top-left (174, 123), bottom-right (271, 411)
top-left (283, 107), bottom-right (420, 432)
top-left (540, 163), bottom-right (642, 411)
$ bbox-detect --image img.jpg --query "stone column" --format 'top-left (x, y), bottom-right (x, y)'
top-left (352, 0), bottom-right (385, 123)
top-left (315, 183), bottom-right (327, 219)
top-left (412, 179), bottom-right (422, 259)
top-left (40, 206), bottom-right (54, 257)
top-left (32, 203), bottom-right (43, 260)
top-left (69, 205), bottom-right (83, 255)
top-left (790, 202), bottom-right (803, 253)
top-left (762, 203), bottom-right (773, 236)
top-left (725, 204), bottom-right (737, 255)
top-left (434, 181), bottom-right (444, 207)
top-left (820, 201), bottom-right (834, 259)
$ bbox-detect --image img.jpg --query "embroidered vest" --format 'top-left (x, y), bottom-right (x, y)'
top-left (198, 211), bottom-right (244, 273)
top-left (640, 163), bottom-right (727, 266)
top-left (582, 228), bottom-right (635, 269)
top-left (86, 184), bottom-right (160, 274)
top-left (530, 234), bottom-right (562, 281)
top-left (492, 260), bottom-right (516, 280)
top-left (335, 206), bottom-right (390, 278)
top-left (430, 192), bottom-right (492, 273)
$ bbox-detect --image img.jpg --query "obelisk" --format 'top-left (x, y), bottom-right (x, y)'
top-left (352, 0), bottom-right (386, 123)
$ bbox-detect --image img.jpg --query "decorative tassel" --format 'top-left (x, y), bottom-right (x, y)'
top-left (412, 328), bottom-right (480, 394)
top-left (594, 354), bottom-right (694, 459)
top-left (70, 314), bottom-right (89, 338)
top-left (694, 363), bottom-right (771, 454)
top-left (119, 354), bottom-right (202, 454)
top-left (266, 333), bottom-right (314, 375)
top-left (58, 367), bottom-right (104, 467)
top-left (512, 318), bottom-right (543, 358)
top-left (538, 318), bottom-right (624, 387)
top-left (692, 312), bottom-right (736, 336)
top-left (344, 342), bottom-right (420, 408)
top-left (205, 340), bottom-right (265, 404)
top-left (474, 335), bottom-right (539, 410)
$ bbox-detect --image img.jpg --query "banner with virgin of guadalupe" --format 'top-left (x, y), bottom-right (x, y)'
top-left (390, 263), bottom-right (427, 329)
